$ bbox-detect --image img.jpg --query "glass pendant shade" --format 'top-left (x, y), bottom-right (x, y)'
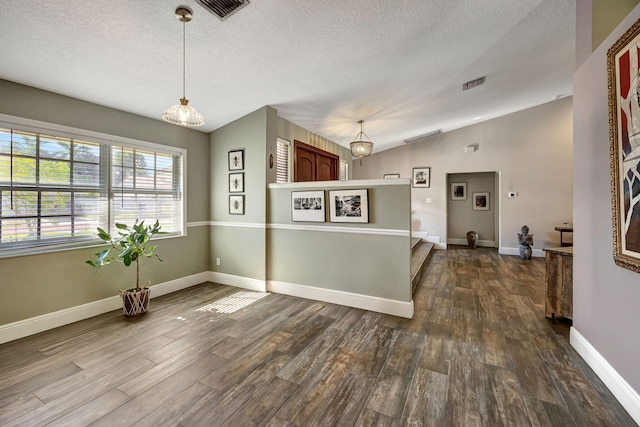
top-left (162, 97), bottom-right (205, 127)
top-left (350, 140), bottom-right (374, 157)
top-left (350, 120), bottom-right (374, 163)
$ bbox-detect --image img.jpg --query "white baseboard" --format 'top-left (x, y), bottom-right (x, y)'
top-left (447, 238), bottom-right (496, 248)
top-left (209, 272), bottom-right (267, 292)
top-left (0, 271), bottom-right (409, 344)
top-left (151, 272), bottom-right (211, 298)
top-left (267, 280), bottom-right (414, 319)
top-left (498, 246), bottom-right (545, 258)
top-left (570, 327), bottom-right (640, 425)
top-left (0, 272), bottom-right (210, 345)
top-left (412, 232), bottom-right (444, 249)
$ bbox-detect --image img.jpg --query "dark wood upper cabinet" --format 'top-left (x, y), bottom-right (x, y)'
top-left (294, 140), bottom-right (339, 182)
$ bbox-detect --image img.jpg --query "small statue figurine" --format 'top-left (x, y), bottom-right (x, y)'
top-left (466, 231), bottom-right (478, 249)
top-left (518, 225), bottom-right (533, 260)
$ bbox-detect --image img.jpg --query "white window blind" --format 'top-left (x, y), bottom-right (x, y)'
top-left (276, 138), bottom-right (290, 183)
top-left (340, 159), bottom-right (349, 181)
top-left (0, 121), bottom-right (184, 254)
top-left (110, 146), bottom-right (182, 233)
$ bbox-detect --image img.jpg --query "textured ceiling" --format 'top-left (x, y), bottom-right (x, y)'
top-left (0, 0), bottom-right (575, 153)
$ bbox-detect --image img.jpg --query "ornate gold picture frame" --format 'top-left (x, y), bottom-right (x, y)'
top-left (608, 17), bottom-right (640, 273)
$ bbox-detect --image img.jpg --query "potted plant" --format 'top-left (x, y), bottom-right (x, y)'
top-left (86, 219), bottom-right (165, 316)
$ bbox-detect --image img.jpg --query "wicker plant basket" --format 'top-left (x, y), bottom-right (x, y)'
top-left (119, 287), bottom-right (150, 316)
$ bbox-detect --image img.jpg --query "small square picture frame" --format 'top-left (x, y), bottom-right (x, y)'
top-left (473, 192), bottom-right (490, 211)
top-left (228, 149), bottom-right (244, 171)
top-left (229, 172), bottom-right (244, 193)
top-left (450, 182), bottom-right (467, 200)
top-left (412, 167), bottom-right (431, 188)
top-left (229, 195), bottom-right (245, 215)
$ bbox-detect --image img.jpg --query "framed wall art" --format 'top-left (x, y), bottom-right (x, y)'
top-left (329, 189), bottom-right (368, 223)
top-left (291, 191), bottom-right (325, 222)
top-left (229, 172), bottom-right (244, 193)
top-left (412, 167), bottom-right (430, 188)
top-left (384, 173), bottom-right (400, 179)
top-left (229, 195), bottom-right (244, 215)
top-left (608, 17), bottom-right (640, 272)
top-left (450, 182), bottom-right (467, 200)
top-left (228, 149), bottom-right (244, 171)
top-left (472, 192), bottom-right (489, 211)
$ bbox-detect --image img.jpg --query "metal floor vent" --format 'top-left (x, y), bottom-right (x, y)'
top-left (196, 0), bottom-right (249, 20)
top-left (462, 76), bottom-right (485, 91)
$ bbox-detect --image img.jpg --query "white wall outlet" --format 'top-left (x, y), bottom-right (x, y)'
top-left (508, 192), bottom-right (516, 198)
top-left (426, 198), bottom-right (432, 203)
top-left (216, 257), bottom-right (221, 266)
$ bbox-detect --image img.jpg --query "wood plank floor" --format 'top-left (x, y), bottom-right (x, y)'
top-left (0, 247), bottom-right (636, 426)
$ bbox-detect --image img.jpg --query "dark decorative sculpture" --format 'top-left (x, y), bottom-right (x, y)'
top-left (466, 231), bottom-right (478, 249)
top-left (518, 225), bottom-right (533, 259)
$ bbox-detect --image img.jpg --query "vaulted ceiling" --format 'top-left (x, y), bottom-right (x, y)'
top-left (0, 0), bottom-right (575, 153)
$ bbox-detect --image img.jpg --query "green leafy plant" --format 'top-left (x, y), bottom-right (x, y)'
top-left (86, 220), bottom-right (165, 291)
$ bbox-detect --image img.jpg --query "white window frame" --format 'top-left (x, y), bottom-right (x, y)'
top-left (340, 159), bottom-right (349, 181)
top-left (276, 137), bottom-right (290, 183)
top-left (0, 113), bottom-right (186, 258)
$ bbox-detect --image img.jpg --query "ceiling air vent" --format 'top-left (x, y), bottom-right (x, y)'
top-left (462, 76), bottom-right (486, 91)
top-left (404, 129), bottom-right (442, 144)
top-left (196, 0), bottom-right (249, 20)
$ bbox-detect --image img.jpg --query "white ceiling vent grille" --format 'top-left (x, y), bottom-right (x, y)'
top-left (462, 76), bottom-right (486, 91)
top-left (196, 0), bottom-right (249, 20)
top-left (404, 129), bottom-right (442, 144)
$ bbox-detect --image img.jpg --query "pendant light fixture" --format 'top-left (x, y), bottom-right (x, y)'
top-left (162, 6), bottom-right (205, 127)
top-left (350, 120), bottom-right (374, 165)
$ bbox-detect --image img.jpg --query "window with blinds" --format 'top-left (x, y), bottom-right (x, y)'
top-left (340, 159), bottom-right (349, 181)
top-left (276, 138), bottom-right (290, 183)
top-left (0, 123), bottom-right (184, 254)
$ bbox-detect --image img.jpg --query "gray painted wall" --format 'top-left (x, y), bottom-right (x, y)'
top-left (447, 172), bottom-right (497, 246)
top-left (574, 4), bottom-right (640, 391)
top-left (210, 106), bottom-right (270, 280)
top-left (267, 181), bottom-right (411, 302)
top-left (352, 97), bottom-right (574, 251)
top-left (0, 80), bottom-right (211, 325)
top-left (209, 106), bottom-right (354, 282)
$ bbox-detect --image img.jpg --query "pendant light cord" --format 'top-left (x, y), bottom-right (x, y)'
top-left (182, 15), bottom-right (186, 99)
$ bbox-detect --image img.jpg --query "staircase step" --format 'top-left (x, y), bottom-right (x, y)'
top-left (411, 237), bottom-right (421, 250)
top-left (411, 241), bottom-right (434, 293)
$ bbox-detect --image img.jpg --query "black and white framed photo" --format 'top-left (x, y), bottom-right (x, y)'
top-left (383, 173), bottom-right (400, 179)
top-left (229, 195), bottom-right (244, 215)
top-left (329, 189), bottom-right (368, 223)
top-left (450, 182), bottom-right (467, 200)
top-left (412, 167), bottom-right (430, 188)
top-left (473, 192), bottom-right (490, 211)
top-left (291, 191), bottom-right (325, 222)
top-left (229, 172), bottom-right (244, 193)
top-left (228, 149), bottom-right (244, 171)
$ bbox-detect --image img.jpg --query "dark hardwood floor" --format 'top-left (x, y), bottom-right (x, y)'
top-left (0, 247), bottom-right (636, 426)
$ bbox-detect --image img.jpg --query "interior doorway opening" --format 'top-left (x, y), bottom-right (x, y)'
top-left (446, 171), bottom-right (499, 248)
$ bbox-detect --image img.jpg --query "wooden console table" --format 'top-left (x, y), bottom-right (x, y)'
top-left (543, 247), bottom-right (573, 321)
top-left (554, 226), bottom-right (573, 247)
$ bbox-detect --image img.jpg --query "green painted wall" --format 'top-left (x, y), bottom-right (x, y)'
top-left (592, 0), bottom-right (640, 51)
top-left (0, 80), bottom-right (211, 325)
top-left (267, 182), bottom-right (412, 302)
top-left (210, 107), bottom-right (270, 280)
top-left (209, 106), bottom-right (351, 282)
